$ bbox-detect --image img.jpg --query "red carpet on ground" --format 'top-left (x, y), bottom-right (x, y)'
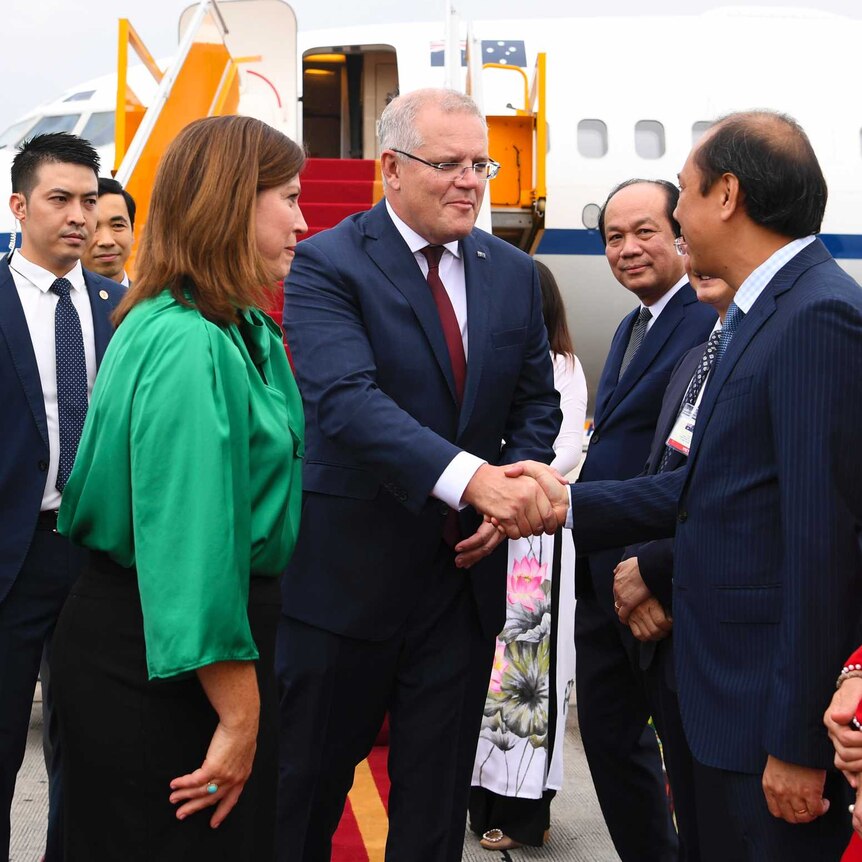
top-left (332, 744), bottom-right (390, 862)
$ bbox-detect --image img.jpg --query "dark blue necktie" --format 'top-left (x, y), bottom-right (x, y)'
top-left (51, 277), bottom-right (88, 492)
top-left (714, 301), bottom-right (744, 366)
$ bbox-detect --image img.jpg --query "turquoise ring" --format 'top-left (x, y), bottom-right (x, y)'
top-left (206, 782), bottom-right (219, 795)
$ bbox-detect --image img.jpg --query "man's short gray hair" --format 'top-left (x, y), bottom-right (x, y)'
top-left (377, 88), bottom-right (486, 154)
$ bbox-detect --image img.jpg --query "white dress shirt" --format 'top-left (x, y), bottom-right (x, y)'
top-left (9, 252), bottom-right (97, 511)
top-left (643, 274), bottom-right (688, 332)
top-left (385, 202), bottom-right (483, 509)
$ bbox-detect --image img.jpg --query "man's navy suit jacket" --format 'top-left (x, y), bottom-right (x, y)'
top-left (575, 283), bottom-right (716, 610)
top-left (0, 254), bottom-right (125, 604)
top-left (570, 239), bottom-right (862, 773)
top-left (282, 200), bottom-right (561, 642)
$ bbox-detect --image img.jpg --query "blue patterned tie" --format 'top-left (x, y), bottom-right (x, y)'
top-left (658, 328), bottom-right (722, 472)
top-left (51, 277), bottom-right (88, 492)
top-left (618, 306), bottom-right (652, 381)
top-left (714, 301), bottom-right (744, 366)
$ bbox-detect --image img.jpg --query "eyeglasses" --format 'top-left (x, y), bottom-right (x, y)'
top-left (674, 236), bottom-right (688, 257)
top-left (391, 149), bottom-right (500, 180)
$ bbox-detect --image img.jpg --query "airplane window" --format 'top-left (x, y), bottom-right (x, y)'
top-left (81, 112), bottom-right (114, 148)
top-left (0, 119), bottom-right (34, 150)
top-left (692, 121), bottom-right (711, 144)
top-left (26, 115), bottom-right (80, 137)
top-left (63, 90), bottom-right (96, 103)
top-left (577, 120), bottom-right (607, 158)
top-left (635, 120), bottom-right (665, 159)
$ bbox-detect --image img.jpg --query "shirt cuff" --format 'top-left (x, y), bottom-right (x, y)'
top-left (565, 486), bottom-right (574, 529)
top-left (432, 452), bottom-right (486, 510)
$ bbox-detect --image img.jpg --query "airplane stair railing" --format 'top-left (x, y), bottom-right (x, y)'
top-left (483, 52), bottom-right (547, 252)
top-left (113, 0), bottom-right (252, 274)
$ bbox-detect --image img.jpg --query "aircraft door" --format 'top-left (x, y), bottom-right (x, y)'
top-left (303, 46), bottom-right (397, 159)
top-left (179, 0), bottom-right (299, 140)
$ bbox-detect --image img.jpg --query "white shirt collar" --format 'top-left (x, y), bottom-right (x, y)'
top-left (641, 273), bottom-right (687, 323)
top-left (385, 199), bottom-right (461, 259)
top-left (9, 251), bottom-right (86, 294)
top-left (733, 235), bottom-right (816, 314)
top-left (121, 272), bottom-right (130, 288)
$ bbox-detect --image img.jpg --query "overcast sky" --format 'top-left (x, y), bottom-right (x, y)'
top-left (1, 0), bottom-right (859, 131)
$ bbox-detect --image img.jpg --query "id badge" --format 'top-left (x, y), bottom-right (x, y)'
top-left (666, 403), bottom-right (697, 456)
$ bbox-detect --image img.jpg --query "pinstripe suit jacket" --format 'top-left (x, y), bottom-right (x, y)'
top-left (570, 239), bottom-right (862, 773)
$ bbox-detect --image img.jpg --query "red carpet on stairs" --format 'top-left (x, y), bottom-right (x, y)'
top-left (264, 157), bottom-right (377, 331)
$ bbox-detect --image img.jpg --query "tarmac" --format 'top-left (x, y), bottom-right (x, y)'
top-left (11, 686), bottom-right (620, 862)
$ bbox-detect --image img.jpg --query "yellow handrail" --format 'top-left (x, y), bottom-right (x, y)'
top-left (115, 19), bottom-right (164, 172)
top-left (482, 63), bottom-right (530, 115)
top-left (209, 55), bottom-right (261, 116)
top-left (533, 53), bottom-right (547, 205)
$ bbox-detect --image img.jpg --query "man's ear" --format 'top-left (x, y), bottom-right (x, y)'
top-left (380, 151), bottom-right (402, 192)
top-left (9, 192), bottom-right (26, 223)
top-left (718, 173), bottom-right (741, 222)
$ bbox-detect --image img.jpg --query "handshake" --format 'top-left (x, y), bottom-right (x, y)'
top-left (454, 461), bottom-right (570, 568)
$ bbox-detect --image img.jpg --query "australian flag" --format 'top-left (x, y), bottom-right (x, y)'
top-left (430, 39), bottom-right (526, 68)
top-left (480, 40), bottom-right (526, 67)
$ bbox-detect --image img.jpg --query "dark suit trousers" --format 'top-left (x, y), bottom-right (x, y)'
top-left (0, 527), bottom-right (84, 862)
top-left (643, 638), bottom-right (700, 862)
top-left (575, 591), bottom-right (679, 862)
top-left (276, 545), bottom-right (495, 862)
top-left (690, 760), bottom-right (852, 862)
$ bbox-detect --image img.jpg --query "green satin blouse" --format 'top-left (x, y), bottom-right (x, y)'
top-left (58, 291), bottom-right (304, 680)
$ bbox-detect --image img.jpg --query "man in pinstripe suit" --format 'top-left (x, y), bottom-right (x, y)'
top-left (512, 111), bottom-right (862, 860)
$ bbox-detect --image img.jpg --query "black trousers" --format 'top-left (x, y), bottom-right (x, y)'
top-left (51, 552), bottom-right (281, 862)
top-left (275, 547), bottom-right (496, 862)
top-left (0, 526), bottom-right (83, 862)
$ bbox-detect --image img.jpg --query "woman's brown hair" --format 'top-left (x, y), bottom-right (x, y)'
top-left (535, 259), bottom-right (574, 358)
top-left (114, 115), bottom-right (305, 325)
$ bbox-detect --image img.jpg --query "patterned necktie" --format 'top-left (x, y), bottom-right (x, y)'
top-left (714, 301), bottom-right (744, 366)
top-left (658, 328), bottom-right (723, 472)
top-left (420, 245), bottom-right (466, 404)
top-left (618, 306), bottom-right (652, 381)
top-left (51, 277), bottom-right (88, 492)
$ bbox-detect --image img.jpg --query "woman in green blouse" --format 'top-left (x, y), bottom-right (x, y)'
top-left (52, 115), bottom-right (306, 861)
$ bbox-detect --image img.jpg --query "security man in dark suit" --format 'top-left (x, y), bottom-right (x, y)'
top-left (575, 179), bottom-right (715, 861)
top-left (0, 133), bottom-right (124, 860)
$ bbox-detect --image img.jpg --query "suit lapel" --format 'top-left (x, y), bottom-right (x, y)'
top-left (363, 203), bottom-right (461, 406)
top-left (601, 285), bottom-right (690, 423)
top-left (0, 257), bottom-right (48, 446)
top-left (594, 311), bottom-right (635, 425)
top-left (685, 241), bottom-right (830, 479)
top-left (457, 232), bottom-right (491, 435)
top-left (648, 348), bottom-right (700, 473)
top-left (83, 270), bottom-right (115, 364)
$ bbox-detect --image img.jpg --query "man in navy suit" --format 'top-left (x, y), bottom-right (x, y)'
top-left (516, 111), bottom-right (861, 860)
top-left (574, 179), bottom-right (715, 862)
top-left (0, 134), bottom-right (124, 860)
top-left (276, 89), bottom-right (561, 862)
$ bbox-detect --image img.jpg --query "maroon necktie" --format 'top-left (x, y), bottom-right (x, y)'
top-left (420, 245), bottom-right (465, 547)
top-left (420, 245), bottom-right (466, 404)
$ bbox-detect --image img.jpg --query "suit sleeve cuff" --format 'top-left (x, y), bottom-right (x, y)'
top-left (432, 452), bottom-right (486, 510)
